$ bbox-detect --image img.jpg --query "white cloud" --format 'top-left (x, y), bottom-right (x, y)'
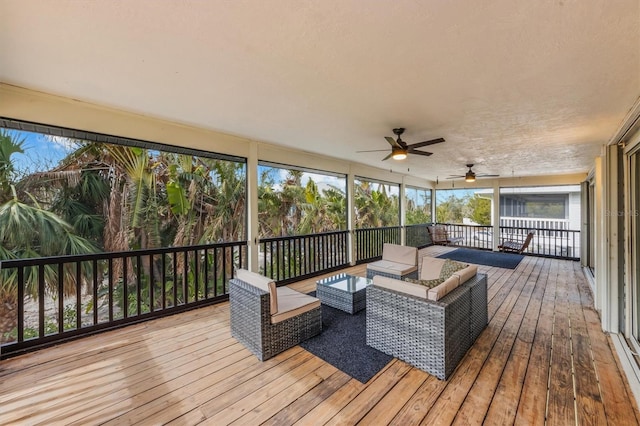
top-left (43, 135), bottom-right (79, 150)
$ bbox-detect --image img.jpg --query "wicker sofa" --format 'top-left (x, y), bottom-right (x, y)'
top-left (229, 269), bottom-right (322, 361)
top-left (366, 257), bottom-right (488, 380)
top-left (366, 243), bottom-right (418, 280)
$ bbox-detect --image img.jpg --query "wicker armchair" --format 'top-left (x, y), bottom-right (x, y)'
top-left (229, 269), bottom-right (322, 361)
top-left (366, 243), bottom-right (419, 280)
top-left (366, 272), bottom-right (488, 380)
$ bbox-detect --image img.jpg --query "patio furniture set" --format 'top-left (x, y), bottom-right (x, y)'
top-left (229, 243), bottom-right (488, 380)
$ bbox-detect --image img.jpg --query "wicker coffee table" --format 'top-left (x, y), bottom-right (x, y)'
top-left (316, 273), bottom-right (372, 314)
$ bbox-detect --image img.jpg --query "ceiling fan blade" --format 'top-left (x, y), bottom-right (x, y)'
top-left (446, 175), bottom-right (465, 179)
top-left (385, 136), bottom-right (401, 148)
top-left (381, 152), bottom-right (393, 161)
top-left (407, 137), bottom-right (445, 149)
top-left (407, 149), bottom-right (432, 157)
top-left (356, 149), bottom-right (392, 153)
top-left (477, 174), bottom-right (500, 178)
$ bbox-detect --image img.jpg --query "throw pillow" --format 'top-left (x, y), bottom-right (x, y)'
top-left (404, 277), bottom-right (444, 289)
top-left (439, 259), bottom-right (467, 280)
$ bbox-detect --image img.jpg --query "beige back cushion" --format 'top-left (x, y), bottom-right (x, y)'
top-left (427, 275), bottom-right (461, 301)
top-left (236, 269), bottom-right (278, 314)
top-left (271, 287), bottom-right (321, 324)
top-left (454, 265), bottom-right (478, 284)
top-left (372, 275), bottom-right (429, 299)
top-left (420, 257), bottom-right (447, 280)
top-left (382, 243), bottom-right (418, 266)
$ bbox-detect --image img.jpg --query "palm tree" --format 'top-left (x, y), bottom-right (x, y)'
top-left (298, 180), bottom-right (346, 234)
top-left (258, 168), bottom-right (284, 237)
top-left (0, 131), bottom-right (98, 343)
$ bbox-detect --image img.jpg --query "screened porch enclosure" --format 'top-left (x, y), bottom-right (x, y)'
top-left (1, 247), bottom-right (638, 425)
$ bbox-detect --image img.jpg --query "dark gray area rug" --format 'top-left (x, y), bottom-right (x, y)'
top-left (300, 293), bottom-right (392, 383)
top-left (437, 247), bottom-right (524, 269)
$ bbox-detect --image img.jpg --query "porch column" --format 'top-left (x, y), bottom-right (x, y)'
top-left (492, 181), bottom-right (501, 251)
top-left (247, 141), bottom-right (259, 272)
top-left (347, 170), bottom-right (356, 265)
top-left (400, 180), bottom-right (406, 245)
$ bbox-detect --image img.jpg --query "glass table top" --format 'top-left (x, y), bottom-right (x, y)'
top-left (316, 273), bottom-right (372, 294)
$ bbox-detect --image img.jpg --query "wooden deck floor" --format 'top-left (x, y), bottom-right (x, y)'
top-left (1, 246), bottom-right (639, 425)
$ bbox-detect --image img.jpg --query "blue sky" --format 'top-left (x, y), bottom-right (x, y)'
top-left (6, 129), bottom-right (77, 174)
top-left (6, 128), bottom-right (481, 210)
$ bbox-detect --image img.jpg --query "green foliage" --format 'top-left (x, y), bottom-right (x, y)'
top-left (3, 304), bottom-right (80, 341)
top-left (166, 181), bottom-right (190, 215)
top-left (406, 187), bottom-right (431, 225)
top-left (406, 208), bottom-right (431, 225)
top-left (0, 130), bottom-right (25, 202)
top-left (467, 194), bottom-right (491, 225)
top-left (436, 194), bottom-right (466, 223)
top-left (435, 192), bottom-right (492, 225)
top-left (258, 167), bottom-right (347, 237)
top-left (354, 179), bottom-right (399, 228)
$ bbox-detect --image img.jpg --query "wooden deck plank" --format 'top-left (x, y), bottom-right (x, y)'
top-left (573, 264), bottom-right (640, 425)
top-left (452, 256), bottom-right (544, 425)
top-left (260, 370), bottom-right (352, 425)
top-left (515, 255), bottom-right (560, 425)
top-left (225, 362), bottom-right (336, 425)
top-left (481, 257), bottom-right (551, 425)
top-left (0, 250), bottom-right (638, 426)
top-left (567, 263), bottom-right (607, 426)
top-left (1, 324), bottom-right (237, 424)
top-left (545, 260), bottom-right (578, 425)
top-left (357, 367), bottom-right (429, 425)
top-left (5, 338), bottom-right (243, 425)
top-left (388, 375), bottom-right (446, 425)
top-left (323, 360), bottom-right (412, 425)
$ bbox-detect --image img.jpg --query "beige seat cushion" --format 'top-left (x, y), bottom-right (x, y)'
top-left (382, 243), bottom-right (418, 266)
top-left (236, 269), bottom-right (278, 314)
top-left (271, 287), bottom-right (321, 323)
top-left (372, 275), bottom-right (429, 299)
top-left (367, 259), bottom-right (418, 276)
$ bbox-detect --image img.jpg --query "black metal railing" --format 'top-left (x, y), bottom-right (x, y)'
top-left (0, 221), bottom-right (581, 359)
top-left (354, 226), bottom-right (402, 264)
top-left (499, 226), bottom-right (580, 259)
top-left (439, 223), bottom-right (494, 250)
top-left (0, 241), bottom-right (246, 359)
top-left (434, 222), bottom-right (580, 260)
top-left (258, 230), bottom-right (349, 285)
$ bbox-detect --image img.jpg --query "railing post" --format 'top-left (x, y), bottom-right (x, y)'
top-left (492, 181), bottom-right (501, 251)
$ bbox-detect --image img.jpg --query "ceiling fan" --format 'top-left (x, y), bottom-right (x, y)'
top-left (447, 164), bottom-right (499, 182)
top-left (358, 128), bottom-right (445, 161)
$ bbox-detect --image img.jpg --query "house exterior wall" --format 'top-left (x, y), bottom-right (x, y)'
top-left (594, 98), bottom-right (640, 406)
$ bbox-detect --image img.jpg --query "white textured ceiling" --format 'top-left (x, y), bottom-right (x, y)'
top-left (1, 1), bottom-right (639, 182)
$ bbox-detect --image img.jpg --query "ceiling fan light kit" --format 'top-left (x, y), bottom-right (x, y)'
top-left (448, 163), bottom-right (499, 182)
top-left (357, 127), bottom-right (445, 161)
top-left (392, 147), bottom-right (407, 160)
